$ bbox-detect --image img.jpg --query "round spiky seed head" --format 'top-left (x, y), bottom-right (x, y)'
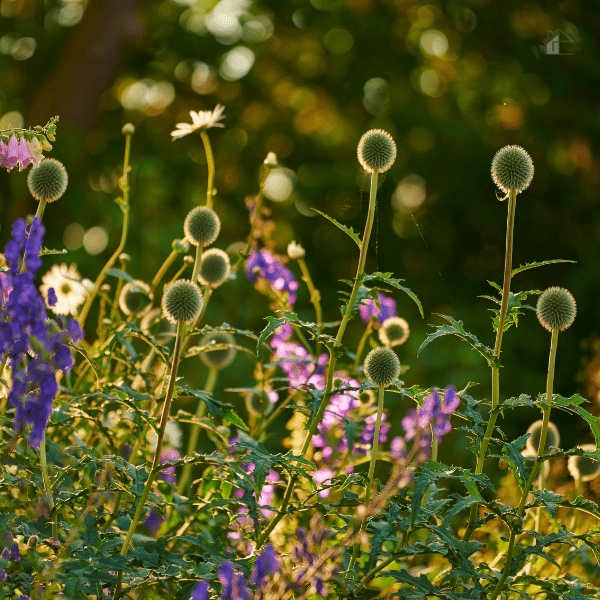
top-left (184, 206), bottom-right (221, 247)
top-left (118, 280), bottom-right (153, 316)
top-left (379, 317), bottom-right (410, 348)
top-left (568, 444), bottom-right (600, 482)
top-left (27, 158), bottom-right (68, 202)
top-left (363, 346), bottom-right (401, 387)
top-left (199, 248), bottom-right (231, 288)
top-left (491, 145), bottom-right (534, 194)
top-left (161, 279), bottom-right (203, 324)
top-left (536, 287), bottom-right (576, 332)
top-left (200, 331), bottom-right (237, 369)
top-left (140, 307), bottom-right (177, 344)
top-left (525, 419), bottom-right (560, 456)
top-left (357, 129), bottom-right (397, 173)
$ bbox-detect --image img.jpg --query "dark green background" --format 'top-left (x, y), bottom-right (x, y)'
top-left (1, 0), bottom-right (598, 465)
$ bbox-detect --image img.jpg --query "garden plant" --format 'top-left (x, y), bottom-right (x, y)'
top-left (1, 105), bottom-right (600, 600)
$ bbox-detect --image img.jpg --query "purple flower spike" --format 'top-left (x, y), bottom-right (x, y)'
top-left (359, 292), bottom-right (397, 324)
top-left (191, 581), bottom-right (209, 600)
top-left (250, 544), bottom-right (279, 586)
top-left (246, 250), bottom-right (298, 305)
top-left (9, 542), bottom-right (20, 562)
top-left (219, 561), bottom-right (250, 600)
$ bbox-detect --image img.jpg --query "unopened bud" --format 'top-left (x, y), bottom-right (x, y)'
top-left (122, 123), bottom-right (135, 136)
top-left (264, 152), bottom-right (278, 166)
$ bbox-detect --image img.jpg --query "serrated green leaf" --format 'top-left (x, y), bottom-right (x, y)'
top-left (223, 409), bottom-right (249, 431)
top-left (417, 314), bottom-right (495, 365)
top-left (311, 208), bottom-right (362, 249)
top-left (511, 258), bottom-right (576, 277)
top-left (363, 272), bottom-right (424, 318)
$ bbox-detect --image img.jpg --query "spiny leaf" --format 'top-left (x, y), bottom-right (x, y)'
top-left (363, 272), bottom-right (424, 318)
top-left (417, 314), bottom-right (495, 365)
top-left (511, 258), bottom-right (576, 277)
top-left (311, 208), bottom-right (362, 249)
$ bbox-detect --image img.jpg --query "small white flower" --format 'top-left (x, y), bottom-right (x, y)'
top-left (287, 240), bottom-right (305, 260)
top-left (264, 152), bottom-right (278, 166)
top-left (170, 104), bottom-right (226, 141)
top-left (40, 263), bottom-right (88, 316)
top-left (148, 420), bottom-right (183, 451)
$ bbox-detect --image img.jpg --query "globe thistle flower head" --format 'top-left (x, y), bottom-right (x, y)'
top-left (184, 206), bottom-right (221, 247)
top-left (357, 129), bottom-right (397, 173)
top-left (491, 145), bottom-right (534, 194)
top-left (379, 317), bottom-right (410, 348)
top-left (525, 419), bottom-right (560, 456)
top-left (118, 280), bottom-right (153, 316)
top-left (200, 331), bottom-right (237, 369)
top-left (161, 279), bottom-right (203, 324)
top-left (536, 287), bottom-right (576, 332)
top-left (363, 346), bottom-right (401, 387)
top-left (199, 248), bottom-right (230, 288)
top-left (568, 443), bottom-right (600, 482)
top-left (27, 158), bottom-right (68, 202)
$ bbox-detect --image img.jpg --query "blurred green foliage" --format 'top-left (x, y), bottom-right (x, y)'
top-left (0, 0), bottom-right (598, 462)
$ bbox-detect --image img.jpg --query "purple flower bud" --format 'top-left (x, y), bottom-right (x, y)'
top-left (250, 544), bottom-right (279, 586)
top-left (191, 581), bottom-right (209, 600)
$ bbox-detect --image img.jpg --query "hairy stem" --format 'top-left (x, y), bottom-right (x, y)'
top-left (255, 170), bottom-right (380, 550)
top-left (39, 435), bottom-right (57, 540)
top-left (463, 188), bottom-right (517, 542)
top-left (200, 131), bottom-right (215, 209)
top-left (488, 327), bottom-right (559, 600)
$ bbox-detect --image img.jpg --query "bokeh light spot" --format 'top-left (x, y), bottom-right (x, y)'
top-left (263, 168), bottom-right (297, 202)
top-left (83, 226), bottom-right (109, 255)
top-left (419, 29), bottom-right (448, 57)
top-left (323, 28), bottom-right (354, 54)
top-left (219, 46), bottom-right (255, 81)
top-left (64, 223), bottom-right (85, 251)
top-left (392, 175), bottom-right (426, 211)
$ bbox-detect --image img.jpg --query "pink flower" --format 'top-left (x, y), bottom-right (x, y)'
top-left (3, 135), bottom-right (19, 171)
top-left (0, 135), bottom-right (44, 172)
top-left (18, 137), bottom-right (33, 171)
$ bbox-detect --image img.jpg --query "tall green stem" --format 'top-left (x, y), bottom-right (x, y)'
top-left (463, 189), bottom-right (517, 542)
top-left (200, 131), bottom-right (215, 209)
top-left (488, 327), bottom-right (559, 600)
top-left (39, 435), bottom-right (57, 540)
top-left (348, 383), bottom-right (385, 570)
top-left (79, 131), bottom-right (133, 330)
top-left (177, 367), bottom-right (218, 495)
top-left (255, 171), bottom-right (380, 550)
top-left (118, 321), bottom-right (185, 568)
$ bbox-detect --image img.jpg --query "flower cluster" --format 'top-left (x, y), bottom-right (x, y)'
top-left (359, 291), bottom-right (397, 324)
top-left (401, 387), bottom-right (460, 449)
top-left (190, 544), bottom-right (279, 600)
top-left (246, 250), bottom-right (299, 305)
top-left (0, 218), bottom-right (84, 447)
top-left (0, 134), bottom-right (45, 172)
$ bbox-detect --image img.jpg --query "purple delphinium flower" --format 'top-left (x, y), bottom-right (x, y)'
top-left (246, 250), bottom-right (299, 305)
top-left (219, 560), bottom-right (250, 600)
top-left (359, 292), bottom-right (397, 324)
top-left (0, 218), bottom-right (84, 447)
top-left (9, 542), bottom-right (20, 562)
top-left (0, 569), bottom-right (6, 581)
top-left (191, 581), bottom-right (209, 600)
top-left (402, 386), bottom-right (460, 448)
top-left (250, 544), bottom-right (279, 586)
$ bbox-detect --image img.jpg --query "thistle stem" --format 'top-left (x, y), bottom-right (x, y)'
top-left (463, 189), bottom-right (517, 542)
top-left (348, 383), bottom-right (385, 570)
top-left (177, 367), bottom-right (218, 495)
top-left (39, 435), bottom-right (57, 540)
top-left (354, 317), bottom-right (375, 371)
top-left (151, 249), bottom-right (178, 292)
top-left (78, 132), bottom-right (133, 330)
top-left (118, 321), bottom-right (185, 587)
top-left (200, 131), bottom-right (215, 209)
top-left (488, 327), bottom-right (559, 600)
top-left (255, 170), bottom-right (380, 550)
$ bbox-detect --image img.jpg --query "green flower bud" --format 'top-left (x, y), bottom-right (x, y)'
top-left (357, 129), bottom-right (397, 173)
top-left (122, 123), bottom-right (135, 136)
top-left (525, 419), bottom-right (560, 456)
top-left (118, 280), bottom-right (153, 316)
top-left (27, 158), bottom-right (68, 202)
top-left (568, 443), bottom-right (600, 482)
top-left (200, 331), bottom-right (237, 369)
top-left (184, 206), bottom-right (221, 247)
top-left (161, 279), bottom-right (203, 324)
top-left (199, 248), bottom-right (231, 288)
top-left (378, 317), bottom-right (410, 348)
top-left (491, 145), bottom-right (534, 194)
top-left (536, 287), bottom-right (576, 332)
top-left (363, 346), bottom-right (401, 387)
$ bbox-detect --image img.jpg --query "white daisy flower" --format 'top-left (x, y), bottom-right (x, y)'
top-left (170, 104), bottom-right (226, 141)
top-left (40, 263), bottom-right (89, 316)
